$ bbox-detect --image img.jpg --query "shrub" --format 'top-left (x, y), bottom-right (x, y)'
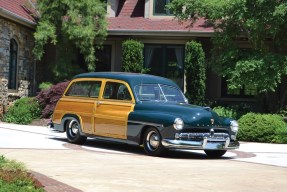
top-left (213, 104), bottom-right (250, 120)
top-left (238, 113), bottom-right (287, 143)
top-left (38, 82), bottom-right (53, 91)
top-left (122, 39), bottom-right (149, 73)
top-left (0, 155), bottom-right (44, 191)
top-left (213, 106), bottom-right (237, 119)
top-left (3, 97), bottom-right (41, 125)
top-left (36, 81), bottom-right (70, 118)
top-left (184, 41), bottom-right (206, 105)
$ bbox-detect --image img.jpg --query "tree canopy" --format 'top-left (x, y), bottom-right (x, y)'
top-left (168, 0), bottom-right (287, 92)
top-left (33, 0), bottom-right (107, 71)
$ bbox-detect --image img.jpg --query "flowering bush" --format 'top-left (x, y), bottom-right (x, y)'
top-left (36, 81), bottom-right (70, 118)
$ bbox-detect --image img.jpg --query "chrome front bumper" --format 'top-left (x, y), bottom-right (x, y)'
top-left (162, 132), bottom-right (239, 150)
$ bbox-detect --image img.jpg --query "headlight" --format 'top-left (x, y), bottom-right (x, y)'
top-left (173, 118), bottom-right (184, 130)
top-left (230, 120), bottom-right (239, 132)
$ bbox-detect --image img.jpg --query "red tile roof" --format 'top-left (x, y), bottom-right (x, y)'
top-left (0, 0), bottom-right (37, 24)
top-left (109, 0), bottom-right (213, 34)
top-left (0, 0), bottom-right (214, 34)
top-left (108, 17), bottom-right (214, 33)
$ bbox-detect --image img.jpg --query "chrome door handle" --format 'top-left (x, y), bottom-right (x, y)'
top-left (97, 101), bottom-right (103, 105)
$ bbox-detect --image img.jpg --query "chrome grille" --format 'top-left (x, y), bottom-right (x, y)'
top-left (175, 132), bottom-right (229, 141)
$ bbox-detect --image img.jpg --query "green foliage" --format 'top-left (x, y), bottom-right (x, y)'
top-left (38, 82), bottom-right (53, 91)
top-left (168, 0), bottom-right (287, 93)
top-left (184, 41), bottom-right (206, 105)
top-left (48, 39), bottom-right (86, 82)
top-left (213, 106), bottom-right (238, 120)
top-left (122, 39), bottom-right (149, 73)
top-left (0, 156), bottom-right (44, 192)
top-left (238, 113), bottom-right (287, 143)
top-left (3, 97), bottom-right (41, 125)
top-left (33, 0), bottom-right (108, 71)
top-left (213, 104), bottom-right (250, 120)
top-left (0, 156), bottom-right (26, 172)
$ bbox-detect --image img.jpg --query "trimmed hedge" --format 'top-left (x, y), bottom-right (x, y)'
top-left (122, 39), bottom-right (149, 73)
top-left (185, 41), bottom-right (206, 105)
top-left (238, 113), bottom-right (287, 143)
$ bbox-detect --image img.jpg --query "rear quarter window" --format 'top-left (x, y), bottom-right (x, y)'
top-left (65, 81), bottom-right (101, 97)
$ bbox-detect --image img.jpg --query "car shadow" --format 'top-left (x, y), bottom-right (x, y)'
top-left (50, 137), bottom-right (235, 160)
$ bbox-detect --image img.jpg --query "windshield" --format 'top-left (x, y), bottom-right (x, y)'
top-left (134, 84), bottom-right (187, 103)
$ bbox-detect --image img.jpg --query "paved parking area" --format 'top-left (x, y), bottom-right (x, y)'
top-left (0, 122), bottom-right (287, 192)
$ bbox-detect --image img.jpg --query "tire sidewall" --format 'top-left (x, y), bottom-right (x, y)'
top-left (143, 127), bottom-right (166, 156)
top-left (66, 118), bottom-right (86, 144)
top-left (204, 150), bottom-right (227, 158)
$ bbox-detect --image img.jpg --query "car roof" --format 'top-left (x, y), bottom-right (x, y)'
top-left (73, 72), bottom-right (179, 88)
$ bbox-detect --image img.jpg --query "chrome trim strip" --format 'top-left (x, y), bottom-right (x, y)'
top-left (128, 120), bottom-right (163, 127)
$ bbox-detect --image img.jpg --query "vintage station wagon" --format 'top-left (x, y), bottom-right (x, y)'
top-left (50, 72), bottom-right (239, 157)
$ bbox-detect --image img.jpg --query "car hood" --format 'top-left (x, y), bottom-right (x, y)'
top-left (134, 102), bottom-right (231, 127)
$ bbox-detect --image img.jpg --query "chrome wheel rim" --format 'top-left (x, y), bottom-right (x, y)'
top-left (146, 131), bottom-right (160, 151)
top-left (69, 121), bottom-right (79, 137)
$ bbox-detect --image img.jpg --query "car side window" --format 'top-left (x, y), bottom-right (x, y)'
top-left (103, 82), bottom-right (132, 101)
top-left (89, 82), bottom-right (101, 98)
top-left (66, 81), bottom-right (101, 97)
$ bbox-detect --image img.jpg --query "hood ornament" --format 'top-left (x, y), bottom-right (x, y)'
top-left (210, 118), bottom-right (214, 125)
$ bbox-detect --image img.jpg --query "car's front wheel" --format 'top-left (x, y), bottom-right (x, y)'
top-left (66, 119), bottom-right (87, 144)
top-left (204, 150), bottom-right (227, 158)
top-left (143, 127), bottom-right (166, 156)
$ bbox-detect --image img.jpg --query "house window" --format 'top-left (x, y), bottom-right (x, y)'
top-left (95, 45), bottom-right (112, 72)
top-left (153, 0), bottom-right (173, 15)
top-left (9, 39), bottom-right (18, 89)
top-left (144, 45), bottom-right (184, 89)
top-left (221, 78), bottom-right (257, 98)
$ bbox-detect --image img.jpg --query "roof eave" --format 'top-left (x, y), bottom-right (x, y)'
top-left (108, 29), bottom-right (214, 37)
top-left (0, 7), bottom-right (36, 29)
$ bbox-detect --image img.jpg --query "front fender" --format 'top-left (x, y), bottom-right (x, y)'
top-left (127, 111), bottom-right (179, 145)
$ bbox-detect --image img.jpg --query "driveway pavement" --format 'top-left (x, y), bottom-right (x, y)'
top-left (0, 122), bottom-right (287, 192)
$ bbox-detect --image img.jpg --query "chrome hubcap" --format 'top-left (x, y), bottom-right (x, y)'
top-left (69, 120), bottom-right (79, 136)
top-left (146, 131), bottom-right (160, 151)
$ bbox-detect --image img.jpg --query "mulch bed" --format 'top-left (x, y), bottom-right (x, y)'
top-left (30, 119), bottom-right (51, 127)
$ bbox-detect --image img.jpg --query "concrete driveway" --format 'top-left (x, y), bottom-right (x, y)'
top-left (0, 122), bottom-right (287, 192)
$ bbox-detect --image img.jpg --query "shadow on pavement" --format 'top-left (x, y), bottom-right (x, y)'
top-left (50, 137), bottom-right (235, 160)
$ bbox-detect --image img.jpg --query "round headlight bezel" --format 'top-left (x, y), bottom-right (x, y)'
top-left (173, 118), bottom-right (184, 130)
top-left (230, 120), bottom-right (239, 132)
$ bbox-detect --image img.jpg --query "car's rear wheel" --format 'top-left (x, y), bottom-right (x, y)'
top-left (66, 119), bottom-right (87, 144)
top-left (204, 150), bottom-right (227, 158)
top-left (143, 127), bottom-right (166, 156)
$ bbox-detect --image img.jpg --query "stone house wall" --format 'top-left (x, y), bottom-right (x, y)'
top-left (0, 17), bottom-right (35, 115)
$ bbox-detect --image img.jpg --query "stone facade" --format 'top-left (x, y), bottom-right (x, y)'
top-left (0, 17), bottom-right (34, 116)
top-left (0, 17), bottom-right (34, 98)
top-left (0, 78), bottom-right (8, 116)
